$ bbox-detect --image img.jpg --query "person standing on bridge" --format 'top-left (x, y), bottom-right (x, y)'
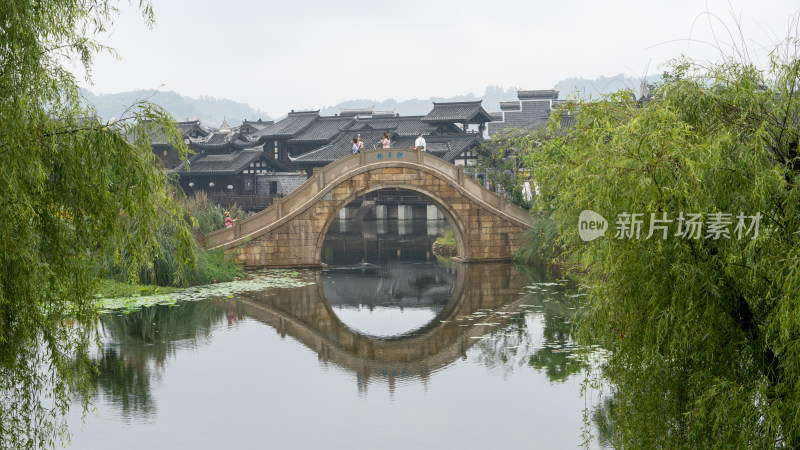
top-left (351, 137), bottom-right (359, 155)
top-left (414, 132), bottom-right (426, 152)
top-left (224, 211), bottom-right (236, 227)
top-left (381, 133), bottom-right (391, 149)
top-left (356, 135), bottom-right (364, 151)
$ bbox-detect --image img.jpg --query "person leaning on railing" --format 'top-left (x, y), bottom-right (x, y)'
top-left (414, 132), bottom-right (426, 152)
top-left (224, 211), bottom-right (237, 228)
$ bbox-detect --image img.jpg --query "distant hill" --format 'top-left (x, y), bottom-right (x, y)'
top-left (80, 89), bottom-right (271, 127)
top-left (318, 76), bottom-right (661, 116)
top-left (319, 86), bottom-right (519, 117)
top-left (556, 73), bottom-right (662, 100)
top-left (82, 74), bottom-right (661, 128)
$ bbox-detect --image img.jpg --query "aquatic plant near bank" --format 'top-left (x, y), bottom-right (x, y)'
top-left (96, 270), bottom-right (315, 313)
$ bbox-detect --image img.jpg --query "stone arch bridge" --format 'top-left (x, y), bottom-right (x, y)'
top-left (204, 149), bottom-right (531, 267)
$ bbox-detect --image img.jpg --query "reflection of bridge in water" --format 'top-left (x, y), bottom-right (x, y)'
top-left (217, 263), bottom-right (528, 393)
top-left (322, 262), bottom-right (457, 310)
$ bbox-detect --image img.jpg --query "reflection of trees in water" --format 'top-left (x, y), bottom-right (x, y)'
top-left (89, 348), bottom-right (156, 418)
top-left (88, 301), bottom-right (225, 418)
top-left (591, 395), bottom-right (619, 449)
top-left (472, 265), bottom-right (589, 383)
top-left (526, 292), bottom-right (585, 383)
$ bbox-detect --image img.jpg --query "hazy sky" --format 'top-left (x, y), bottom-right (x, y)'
top-left (81, 0), bottom-right (799, 118)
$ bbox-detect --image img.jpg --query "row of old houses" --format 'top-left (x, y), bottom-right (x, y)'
top-left (153, 89), bottom-right (566, 210)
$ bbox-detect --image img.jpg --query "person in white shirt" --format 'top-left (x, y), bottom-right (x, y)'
top-left (414, 132), bottom-right (426, 152)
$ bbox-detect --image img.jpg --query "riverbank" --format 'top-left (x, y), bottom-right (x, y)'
top-left (95, 279), bottom-right (179, 298)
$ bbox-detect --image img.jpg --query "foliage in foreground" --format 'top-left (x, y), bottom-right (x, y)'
top-left (101, 193), bottom-right (245, 288)
top-left (0, 1), bottom-right (196, 448)
top-left (468, 139), bottom-right (534, 209)
top-left (104, 223), bottom-right (243, 288)
top-left (511, 51), bottom-right (800, 447)
top-left (435, 227), bottom-right (457, 247)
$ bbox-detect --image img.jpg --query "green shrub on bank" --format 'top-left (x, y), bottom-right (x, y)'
top-left (514, 214), bottom-right (563, 266)
top-left (136, 234), bottom-right (243, 287)
top-left (101, 193), bottom-right (246, 288)
top-left (435, 227), bottom-right (456, 247)
top-left (184, 191), bottom-right (244, 233)
top-left (192, 247), bottom-right (244, 285)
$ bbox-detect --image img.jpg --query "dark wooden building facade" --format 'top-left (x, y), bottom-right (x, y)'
top-left (158, 100), bottom-right (495, 211)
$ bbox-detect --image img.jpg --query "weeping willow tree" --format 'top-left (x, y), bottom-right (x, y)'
top-left (511, 42), bottom-right (800, 447)
top-left (0, 1), bottom-right (195, 448)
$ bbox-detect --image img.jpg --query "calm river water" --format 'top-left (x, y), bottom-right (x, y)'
top-left (65, 217), bottom-right (606, 449)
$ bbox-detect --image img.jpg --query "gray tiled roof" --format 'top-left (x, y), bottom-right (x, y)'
top-left (422, 101), bottom-right (493, 124)
top-left (362, 117), bottom-right (399, 130)
top-left (190, 131), bottom-right (259, 151)
top-left (347, 121), bottom-right (370, 132)
top-left (292, 132), bottom-right (481, 165)
top-left (253, 111), bottom-right (319, 140)
top-left (394, 117), bottom-right (437, 137)
top-left (293, 130), bottom-right (392, 164)
top-left (288, 116), bottom-right (355, 144)
top-left (177, 120), bottom-right (210, 137)
top-left (240, 119), bottom-right (274, 134)
top-left (339, 106), bottom-right (373, 117)
top-left (516, 89), bottom-right (559, 100)
top-left (488, 99), bottom-right (553, 136)
top-left (439, 135), bottom-right (483, 162)
top-left (173, 148), bottom-right (265, 175)
top-left (145, 128), bottom-right (173, 146)
top-left (499, 101), bottom-right (521, 111)
top-left (560, 114), bottom-right (577, 128)
top-left (204, 131), bottom-right (233, 145)
top-left (371, 110), bottom-right (396, 117)
top-left (143, 120), bottom-right (208, 146)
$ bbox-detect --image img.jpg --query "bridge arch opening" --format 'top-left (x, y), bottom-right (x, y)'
top-left (316, 184), bottom-right (468, 265)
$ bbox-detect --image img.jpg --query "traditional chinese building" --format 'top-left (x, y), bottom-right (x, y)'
top-left (289, 101), bottom-right (492, 173)
top-left (149, 119), bottom-right (210, 169)
top-left (173, 127), bottom-right (300, 210)
top-left (159, 100), bottom-right (494, 211)
top-left (487, 89), bottom-right (574, 137)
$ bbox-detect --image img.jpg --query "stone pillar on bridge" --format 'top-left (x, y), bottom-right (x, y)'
top-left (398, 204), bottom-right (413, 220)
top-left (426, 204), bottom-right (443, 220)
top-left (375, 205), bottom-right (387, 220)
